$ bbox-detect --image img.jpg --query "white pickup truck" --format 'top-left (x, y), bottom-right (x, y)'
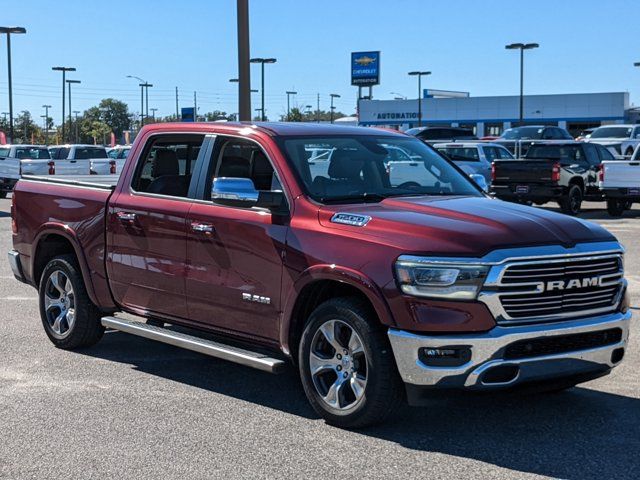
top-left (599, 144), bottom-right (640, 216)
top-left (49, 144), bottom-right (117, 175)
top-left (0, 144), bottom-right (53, 197)
top-left (587, 124), bottom-right (640, 158)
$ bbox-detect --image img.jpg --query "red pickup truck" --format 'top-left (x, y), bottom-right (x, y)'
top-left (8, 122), bottom-right (631, 428)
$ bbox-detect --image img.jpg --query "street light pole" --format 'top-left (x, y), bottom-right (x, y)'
top-left (150, 108), bottom-right (157, 122)
top-left (52, 66), bottom-right (76, 143)
top-left (408, 71), bottom-right (431, 127)
top-left (127, 75), bottom-right (147, 130)
top-left (66, 79), bottom-right (81, 136)
top-left (329, 93), bottom-right (341, 123)
top-left (1, 27), bottom-right (27, 143)
top-left (42, 104), bottom-right (52, 145)
top-left (250, 58), bottom-right (277, 121)
top-left (73, 110), bottom-right (80, 143)
top-left (286, 90), bottom-right (297, 121)
top-left (505, 43), bottom-right (539, 126)
top-left (142, 83), bottom-right (153, 121)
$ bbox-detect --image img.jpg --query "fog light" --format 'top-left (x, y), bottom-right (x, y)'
top-left (419, 346), bottom-right (471, 367)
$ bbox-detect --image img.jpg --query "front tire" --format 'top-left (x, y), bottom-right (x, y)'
top-left (559, 184), bottom-right (583, 215)
top-left (39, 255), bottom-right (104, 349)
top-left (298, 297), bottom-right (403, 428)
top-left (607, 199), bottom-right (626, 217)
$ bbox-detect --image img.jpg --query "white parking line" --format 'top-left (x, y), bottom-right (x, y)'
top-left (3, 297), bottom-right (37, 301)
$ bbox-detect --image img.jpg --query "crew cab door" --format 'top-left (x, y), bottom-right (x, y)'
top-left (582, 143), bottom-right (601, 194)
top-left (185, 136), bottom-right (288, 341)
top-left (106, 133), bottom-right (206, 320)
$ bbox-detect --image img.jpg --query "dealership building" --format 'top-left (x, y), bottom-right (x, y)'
top-left (357, 90), bottom-right (637, 136)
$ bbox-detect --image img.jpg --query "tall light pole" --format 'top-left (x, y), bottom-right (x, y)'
top-left (250, 57), bottom-right (277, 121)
top-left (52, 66), bottom-right (76, 143)
top-left (330, 93), bottom-right (341, 123)
top-left (230, 78), bottom-right (258, 117)
top-left (1, 27), bottom-right (26, 143)
top-left (505, 42), bottom-right (539, 126)
top-left (42, 104), bottom-right (52, 145)
top-left (150, 108), bottom-right (157, 121)
top-left (237, 0), bottom-right (251, 121)
top-left (408, 71), bottom-right (431, 128)
top-left (286, 90), bottom-right (297, 121)
top-left (143, 83), bottom-right (153, 121)
top-left (73, 110), bottom-right (80, 143)
top-left (127, 75), bottom-right (147, 129)
top-left (66, 79), bottom-right (81, 138)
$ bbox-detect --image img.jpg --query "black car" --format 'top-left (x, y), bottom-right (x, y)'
top-left (494, 125), bottom-right (574, 155)
top-left (490, 141), bottom-right (616, 215)
top-left (405, 126), bottom-right (477, 144)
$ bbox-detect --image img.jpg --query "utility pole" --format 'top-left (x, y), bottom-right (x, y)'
top-left (73, 110), bottom-right (80, 143)
top-left (285, 91), bottom-right (297, 121)
top-left (194, 91), bottom-right (197, 122)
top-left (150, 108), bottom-right (157, 121)
top-left (330, 93), bottom-right (341, 123)
top-left (175, 86), bottom-right (179, 119)
top-left (250, 58), bottom-right (277, 121)
top-left (316, 93), bottom-right (320, 123)
top-left (42, 104), bottom-right (52, 145)
top-left (52, 66), bottom-right (76, 143)
top-left (237, 0), bottom-right (251, 121)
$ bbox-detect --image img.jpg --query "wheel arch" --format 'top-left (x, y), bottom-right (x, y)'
top-left (281, 265), bottom-right (394, 362)
top-left (32, 225), bottom-right (100, 306)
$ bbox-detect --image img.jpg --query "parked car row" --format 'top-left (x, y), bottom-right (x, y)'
top-left (0, 144), bottom-right (131, 196)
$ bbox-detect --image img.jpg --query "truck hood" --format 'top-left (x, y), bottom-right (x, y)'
top-left (318, 196), bottom-right (616, 256)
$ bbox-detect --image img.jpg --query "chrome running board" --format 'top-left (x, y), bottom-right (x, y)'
top-left (101, 316), bottom-right (286, 374)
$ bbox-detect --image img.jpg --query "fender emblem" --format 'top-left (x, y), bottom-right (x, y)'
top-left (331, 213), bottom-right (371, 227)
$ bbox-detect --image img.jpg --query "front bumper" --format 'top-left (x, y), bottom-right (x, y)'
top-left (388, 311), bottom-right (630, 390)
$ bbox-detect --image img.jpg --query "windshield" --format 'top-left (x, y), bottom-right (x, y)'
top-left (526, 144), bottom-right (583, 162)
top-left (15, 147), bottom-right (51, 159)
top-left (278, 135), bottom-right (481, 203)
top-left (500, 127), bottom-right (544, 140)
top-left (590, 127), bottom-right (633, 139)
top-left (75, 147), bottom-right (108, 159)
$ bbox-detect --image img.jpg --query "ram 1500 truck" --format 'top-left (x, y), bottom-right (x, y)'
top-left (8, 123), bottom-right (631, 428)
top-left (490, 141), bottom-right (616, 215)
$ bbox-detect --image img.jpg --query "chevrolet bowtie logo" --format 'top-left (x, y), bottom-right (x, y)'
top-left (354, 56), bottom-right (376, 66)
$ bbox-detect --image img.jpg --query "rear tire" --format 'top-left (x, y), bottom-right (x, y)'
top-left (607, 199), bottom-right (626, 217)
top-left (559, 184), bottom-right (583, 215)
top-left (298, 297), bottom-right (403, 428)
top-left (38, 255), bottom-right (104, 349)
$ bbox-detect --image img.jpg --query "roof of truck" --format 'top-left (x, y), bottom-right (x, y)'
top-left (142, 121), bottom-right (404, 138)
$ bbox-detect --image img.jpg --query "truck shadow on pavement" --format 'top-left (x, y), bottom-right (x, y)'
top-left (84, 330), bottom-right (639, 480)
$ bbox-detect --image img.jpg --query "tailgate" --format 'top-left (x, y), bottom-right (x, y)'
top-left (601, 161), bottom-right (640, 189)
top-left (492, 160), bottom-right (555, 184)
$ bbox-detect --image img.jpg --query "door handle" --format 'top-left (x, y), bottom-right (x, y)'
top-left (191, 222), bottom-right (214, 234)
top-left (70, 160), bottom-right (77, 163)
top-left (117, 212), bottom-right (137, 223)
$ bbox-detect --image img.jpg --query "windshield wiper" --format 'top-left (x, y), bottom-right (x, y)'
top-left (319, 192), bottom-right (388, 204)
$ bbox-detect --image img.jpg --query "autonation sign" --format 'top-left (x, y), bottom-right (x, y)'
top-left (376, 112), bottom-right (418, 120)
top-left (351, 51), bottom-right (380, 86)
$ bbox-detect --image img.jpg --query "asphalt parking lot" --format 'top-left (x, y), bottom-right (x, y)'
top-left (0, 197), bottom-right (638, 480)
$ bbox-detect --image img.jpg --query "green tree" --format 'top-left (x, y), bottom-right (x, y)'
top-left (88, 121), bottom-right (112, 145)
top-left (98, 98), bottom-right (132, 137)
top-left (204, 111), bottom-right (236, 122)
top-left (14, 111), bottom-right (40, 143)
top-left (279, 108), bottom-right (350, 122)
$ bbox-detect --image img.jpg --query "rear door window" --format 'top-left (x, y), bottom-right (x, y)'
top-left (595, 144), bottom-right (615, 161)
top-left (131, 134), bottom-right (205, 197)
top-left (75, 147), bottom-right (108, 160)
top-left (583, 144), bottom-right (600, 166)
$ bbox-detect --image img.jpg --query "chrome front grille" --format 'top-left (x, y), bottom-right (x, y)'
top-left (481, 253), bottom-right (625, 325)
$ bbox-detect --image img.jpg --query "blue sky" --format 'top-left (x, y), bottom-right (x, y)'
top-left (2, 0), bottom-right (639, 122)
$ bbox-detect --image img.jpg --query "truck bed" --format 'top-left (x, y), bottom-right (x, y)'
top-left (12, 176), bottom-right (116, 308)
top-left (22, 174), bottom-right (119, 189)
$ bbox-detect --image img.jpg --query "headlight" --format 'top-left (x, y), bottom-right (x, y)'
top-left (395, 259), bottom-right (489, 300)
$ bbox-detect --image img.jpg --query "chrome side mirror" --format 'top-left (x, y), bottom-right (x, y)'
top-left (212, 177), bottom-right (259, 204)
top-left (469, 173), bottom-right (488, 192)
